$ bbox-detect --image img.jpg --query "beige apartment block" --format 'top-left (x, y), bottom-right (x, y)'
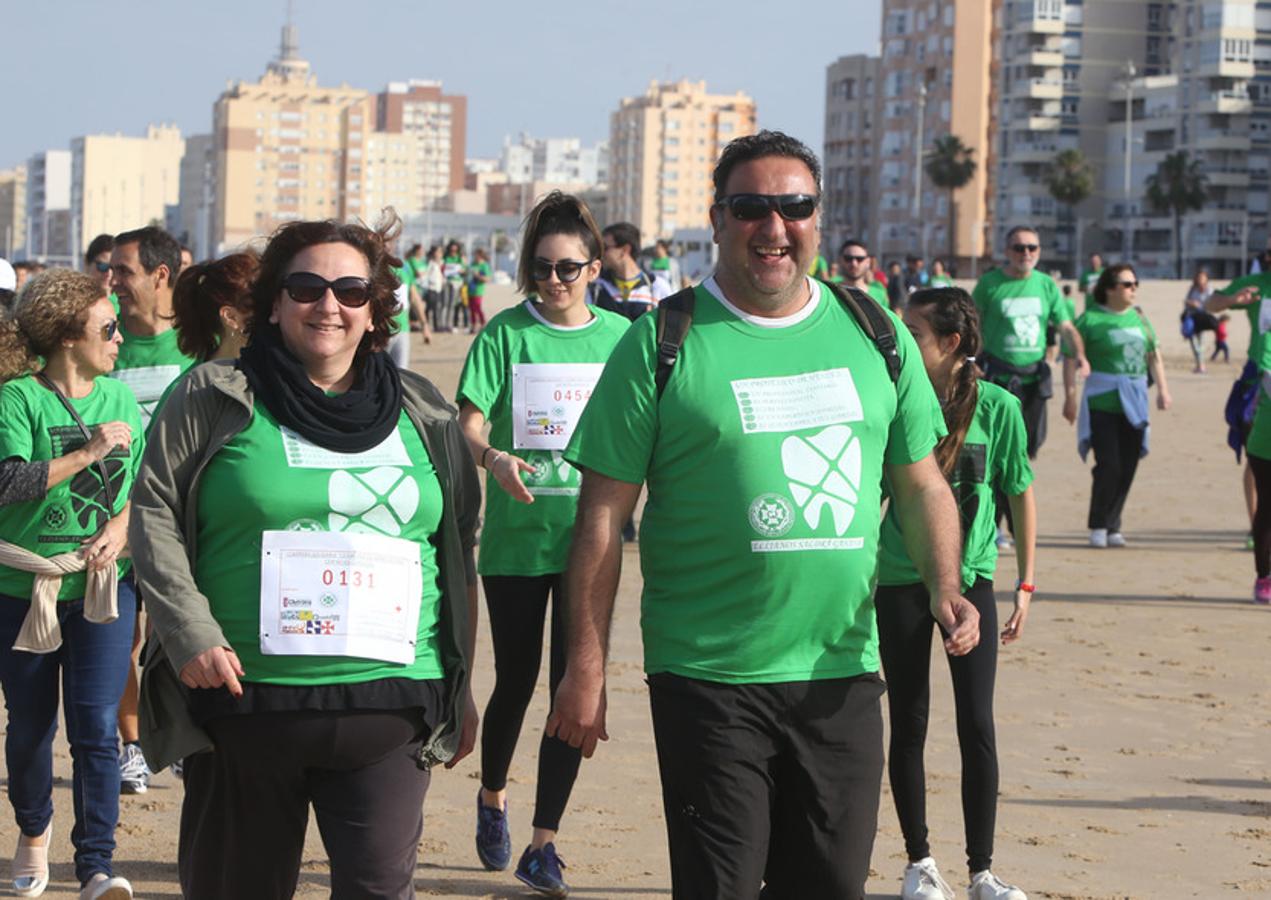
top-left (376, 81), bottom-right (467, 204)
top-left (608, 80), bottom-right (756, 241)
top-left (0, 166), bottom-right (26, 259)
top-left (71, 125), bottom-right (184, 257)
top-left (823, 55), bottom-right (881, 261)
top-left (874, 0), bottom-right (993, 270)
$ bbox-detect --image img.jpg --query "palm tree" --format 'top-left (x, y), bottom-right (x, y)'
top-left (924, 135), bottom-right (977, 261)
top-left (1146, 151), bottom-right (1209, 278)
top-left (1044, 148), bottom-right (1095, 277)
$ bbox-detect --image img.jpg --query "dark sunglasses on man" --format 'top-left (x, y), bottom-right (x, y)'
top-left (716, 193), bottom-right (819, 222)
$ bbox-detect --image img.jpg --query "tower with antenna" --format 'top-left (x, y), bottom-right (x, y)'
top-left (266, 0), bottom-right (311, 83)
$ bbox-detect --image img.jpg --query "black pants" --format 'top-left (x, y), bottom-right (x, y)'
top-left (1087, 409), bottom-right (1144, 532)
top-left (647, 672), bottom-right (885, 900)
top-left (994, 377), bottom-right (1047, 531)
top-left (1249, 452), bottom-right (1271, 577)
top-left (180, 709), bottom-right (429, 900)
top-left (480, 574), bottom-right (581, 832)
top-left (875, 579), bottom-right (999, 874)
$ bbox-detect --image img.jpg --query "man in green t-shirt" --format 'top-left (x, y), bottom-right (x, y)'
top-left (549, 131), bottom-right (979, 898)
top-left (1078, 252), bottom-right (1103, 311)
top-left (838, 237), bottom-right (890, 307)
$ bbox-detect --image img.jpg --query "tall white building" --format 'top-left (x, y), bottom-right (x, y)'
top-left (498, 134), bottom-right (608, 187)
top-left (24, 150), bottom-right (73, 264)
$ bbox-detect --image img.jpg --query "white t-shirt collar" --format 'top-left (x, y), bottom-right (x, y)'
top-left (702, 275), bottom-right (821, 328)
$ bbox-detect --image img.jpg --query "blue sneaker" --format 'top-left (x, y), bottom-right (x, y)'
top-left (474, 792), bottom-right (511, 871)
top-left (515, 842), bottom-right (568, 897)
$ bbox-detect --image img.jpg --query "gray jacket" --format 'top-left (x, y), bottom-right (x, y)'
top-left (128, 359), bottom-right (480, 769)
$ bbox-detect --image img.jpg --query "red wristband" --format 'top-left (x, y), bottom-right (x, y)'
top-left (1015, 580), bottom-right (1035, 593)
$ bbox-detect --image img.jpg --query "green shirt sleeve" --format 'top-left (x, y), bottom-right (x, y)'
top-left (0, 384), bottom-right (35, 462)
top-left (455, 324), bottom-right (507, 417)
top-left (993, 392), bottom-right (1033, 497)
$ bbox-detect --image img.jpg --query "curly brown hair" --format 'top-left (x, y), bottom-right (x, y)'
top-left (173, 251), bottom-right (259, 361)
top-left (248, 211), bottom-right (403, 355)
top-left (0, 269), bottom-right (105, 381)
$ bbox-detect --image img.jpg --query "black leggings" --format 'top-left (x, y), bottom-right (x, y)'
top-left (1087, 409), bottom-right (1144, 532)
top-left (1249, 453), bottom-right (1271, 578)
top-left (875, 578), bottom-right (999, 874)
top-left (479, 574), bottom-right (581, 832)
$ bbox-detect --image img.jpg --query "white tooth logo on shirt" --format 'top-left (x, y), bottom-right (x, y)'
top-left (327, 467), bottom-right (419, 535)
top-left (781, 425), bottom-right (861, 536)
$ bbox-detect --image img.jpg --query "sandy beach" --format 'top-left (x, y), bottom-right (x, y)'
top-left (4, 277), bottom-right (1268, 899)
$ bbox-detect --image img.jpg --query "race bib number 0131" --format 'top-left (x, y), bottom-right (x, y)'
top-left (511, 362), bottom-right (605, 450)
top-left (259, 530), bottom-right (422, 666)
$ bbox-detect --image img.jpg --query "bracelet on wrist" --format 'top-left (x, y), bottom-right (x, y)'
top-left (1015, 580), bottom-right (1035, 594)
top-left (480, 446), bottom-right (496, 469)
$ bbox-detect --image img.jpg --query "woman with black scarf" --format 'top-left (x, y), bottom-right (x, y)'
top-left (128, 216), bottom-right (481, 900)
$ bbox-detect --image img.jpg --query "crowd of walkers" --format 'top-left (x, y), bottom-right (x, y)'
top-left (0, 127), bottom-right (1259, 900)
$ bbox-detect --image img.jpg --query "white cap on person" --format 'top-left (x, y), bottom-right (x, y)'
top-left (0, 259), bottom-right (15, 293)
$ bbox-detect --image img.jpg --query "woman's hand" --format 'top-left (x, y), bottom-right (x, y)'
top-left (1062, 394), bottom-right (1078, 425)
top-left (82, 421), bottom-right (132, 462)
top-left (80, 514), bottom-right (128, 570)
top-left (1157, 390), bottom-right (1172, 411)
top-left (445, 688), bottom-right (479, 769)
top-left (1001, 591), bottom-right (1031, 644)
top-left (179, 646), bottom-right (245, 697)
top-left (490, 451), bottom-right (537, 504)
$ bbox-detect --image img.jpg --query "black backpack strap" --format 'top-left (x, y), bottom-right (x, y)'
top-left (820, 279), bottom-right (902, 385)
top-left (654, 287), bottom-right (697, 399)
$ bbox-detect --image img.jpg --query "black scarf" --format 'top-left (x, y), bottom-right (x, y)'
top-left (237, 324), bottom-right (403, 453)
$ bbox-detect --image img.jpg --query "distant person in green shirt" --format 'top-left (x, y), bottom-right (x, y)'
top-left (648, 239), bottom-right (681, 292)
top-left (457, 193), bottom-right (628, 897)
top-left (550, 130), bottom-right (979, 899)
top-left (875, 285), bottom-right (1036, 900)
top-left (838, 237), bottom-right (890, 308)
top-left (1078, 252), bottom-right (1103, 311)
top-left (467, 248), bottom-right (491, 334)
top-left (84, 233), bottom-right (117, 313)
top-left (1062, 265), bottom-right (1171, 549)
top-left (439, 241), bottom-right (466, 333)
top-left (928, 258), bottom-right (954, 288)
top-left (0, 269), bottom-right (143, 900)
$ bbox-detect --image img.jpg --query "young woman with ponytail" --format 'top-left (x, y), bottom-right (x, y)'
top-left (873, 286), bottom-right (1037, 900)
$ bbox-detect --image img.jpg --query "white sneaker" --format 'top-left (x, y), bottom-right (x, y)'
top-left (995, 529), bottom-right (1014, 550)
top-left (1089, 528), bottom-right (1108, 548)
top-left (79, 873), bottom-right (132, 900)
top-left (969, 869), bottom-right (1027, 900)
top-left (902, 856), bottom-right (955, 900)
top-left (1107, 531), bottom-right (1126, 547)
top-left (118, 743), bottom-right (150, 795)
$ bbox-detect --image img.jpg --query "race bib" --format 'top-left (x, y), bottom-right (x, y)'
top-left (1259, 298), bottom-right (1271, 335)
top-left (511, 362), bottom-right (605, 450)
top-left (112, 364), bottom-right (183, 426)
top-left (259, 530), bottom-right (423, 665)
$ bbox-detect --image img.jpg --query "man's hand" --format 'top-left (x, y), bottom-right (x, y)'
top-left (546, 667), bottom-right (608, 758)
top-left (445, 688), bottom-right (479, 768)
top-left (931, 591), bottom-right (980, 656)
top-left (1062, 394), bottom-right (1078, 424)
top-left (179, 646), bottom-right (245, 696)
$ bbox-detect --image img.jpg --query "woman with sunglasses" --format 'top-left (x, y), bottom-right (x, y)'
top-left (0, 269), bottom-right (143, 900)
top-left (875, 286), bottom-right (1035, 900)
top-left (456, 191), bottom-right (628, 897)
top-left (129, 216), bottom-right (481, 899)
top-left (1061, 264), bottom-right (1171, 548)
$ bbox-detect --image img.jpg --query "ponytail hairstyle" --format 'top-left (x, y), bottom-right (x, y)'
top-left (172, 251), bottom-right (260, 361)
top-left (0, 269), bottom-right (104, 382)
top-left (906, 286), bottom-right (983, 479)
top-left (515, 191), bottom-right (603, 296)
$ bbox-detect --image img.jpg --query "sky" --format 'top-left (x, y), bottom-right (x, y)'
top-left (0, 0), bottom-right (880, 170)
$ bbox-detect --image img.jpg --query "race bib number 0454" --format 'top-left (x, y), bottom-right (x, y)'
top-left (511, 362), bottom-right (605, 450)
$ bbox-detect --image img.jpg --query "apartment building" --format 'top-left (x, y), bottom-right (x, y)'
top-left (70, 125), bottom-right (185, 259)
top-left (375, 80), bottom-right (467, 205)
top-left (823, 55), bottom-right (881, 260)
top-left (0, 167), bottom-right (25, 260)
top-left (874, 0), bottom-right (993, 269)
top-left (499, 134), bottom-right (608, 187)
top-left (608, 80), bottom-right (756, 241)
top-left (24, 150), bottom-right (73, 264)
top-left (175, 134), bottom-right (216, 260)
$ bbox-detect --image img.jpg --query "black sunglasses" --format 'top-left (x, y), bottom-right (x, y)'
top-left (531, 258), bottom-right (594, 284)
top-left (281, 272), bottom-right (374, 307)
top-left (716, 193), bottom-right (819, 221)
top-left (1118, 280), bottom-right (1139, 288)
top-left (101, 320), bottom-right (118, 341)
top-left (93, 261), bottom-right (111, 273)
top-left (841, 253), bottom-right (869, 264)
top-left (1010, 243), bottom-right (1040, 253)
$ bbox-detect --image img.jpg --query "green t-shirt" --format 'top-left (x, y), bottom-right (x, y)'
top-left (392, 264), bottom-right (414, 335)
top-left (972, 268), bottom-right (1069, 373)
top-left (112, 325), bottom-right (196, 428)
top-left (0, 376), bottom-right (144, 600)
top-left (1079, 267), bottom-right (1103, 310)
top-left (928, 275), bottom-right (954, 288)
top-left (877, 380), bottom-right (1032, 589)
top-left (194, 405), bottom-right (445, 685)
top-left (469, 260), bottom-right (492, 298)
top-left (457, 301), bottom-right (629, 576)
top-left (1218, 274), bottom-right (1271, 369)
top-left (1070, 305), bottom-right (1158, 414)
top-left (443, 255), bottom-right (466, 285)
top-left (565, 278), bottom-right (945, 684)
top-left (108, 292), bottom-right (120, 315)
top-left (866, 282), bottom-right (889, 307)
top-left (808, 254), bottom-right (829, 279)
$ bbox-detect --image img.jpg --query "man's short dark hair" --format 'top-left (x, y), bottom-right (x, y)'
top-left (602, 222), bottom-right (641, 256)
top-left (712, 130), bottom-right (822, 202)
top-left (1005, 224), bottom-right (1039, 244)
top-left (114, 226), bottom-right (181, 285)
top-left (85, 234), bottom-right (114, 263)
top-left (838, 238), bottom-right (868, 257)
